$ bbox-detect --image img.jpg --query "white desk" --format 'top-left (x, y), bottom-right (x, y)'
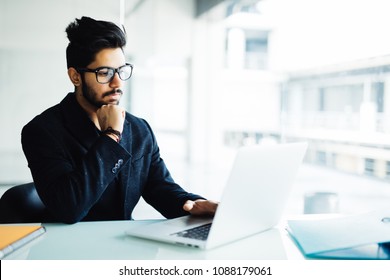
top-left (5, 220), bottom-right (304, 260)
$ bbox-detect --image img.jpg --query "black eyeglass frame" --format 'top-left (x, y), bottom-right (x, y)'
top-left (77, 63), bottom-right (134, 84)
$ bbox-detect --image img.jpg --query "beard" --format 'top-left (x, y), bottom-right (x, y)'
top-left (81, 77), bottom-right (122, 108)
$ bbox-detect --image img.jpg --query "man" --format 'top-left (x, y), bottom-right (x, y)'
top-left (21, 16), bottom-right (217, 224)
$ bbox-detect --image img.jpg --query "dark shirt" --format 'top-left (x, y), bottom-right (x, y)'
top-left (21, 93), bottom-right (203, 223)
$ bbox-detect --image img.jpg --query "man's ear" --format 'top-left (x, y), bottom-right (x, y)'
top-left (68, 67), bottom-right (81, 86)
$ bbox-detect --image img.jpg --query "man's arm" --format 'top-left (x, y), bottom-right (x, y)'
top-left (21, 121), bottom-right (130, 224)
top-left (139, 120), bottom-right (207, 218)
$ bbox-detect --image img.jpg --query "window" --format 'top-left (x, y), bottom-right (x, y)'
top-left (364, 158), bottom-right (375, 176)
top-left (386, 161), bottom-right (390, 178)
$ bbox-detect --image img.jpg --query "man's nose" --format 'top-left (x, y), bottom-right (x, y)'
top-left (109, 72), bottom-right (123, 88)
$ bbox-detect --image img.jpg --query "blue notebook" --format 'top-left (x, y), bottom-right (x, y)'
top-left (287, 210), bottom-right (390, 259)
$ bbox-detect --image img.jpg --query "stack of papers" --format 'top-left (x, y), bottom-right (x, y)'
top-left (287, 210), bottom-right (390, 259)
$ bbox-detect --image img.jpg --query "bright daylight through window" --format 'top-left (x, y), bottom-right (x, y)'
top-left (188, 0), bottom-right (390, 214)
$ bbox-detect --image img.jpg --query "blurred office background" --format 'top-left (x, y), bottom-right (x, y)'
top-left (1, 0), bottom-right (390, 218)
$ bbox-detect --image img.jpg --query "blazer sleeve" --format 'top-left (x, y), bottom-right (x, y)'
top-left (21, 121), bottom-right (131, 224)
top-left (140, 120), bottom-right (204, 218)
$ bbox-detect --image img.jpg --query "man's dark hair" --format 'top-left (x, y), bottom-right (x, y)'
top-left (65, 16), bottom-right (126, 69)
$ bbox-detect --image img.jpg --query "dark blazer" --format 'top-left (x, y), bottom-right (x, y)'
top-left (21, 93), bottom-right (203, 224)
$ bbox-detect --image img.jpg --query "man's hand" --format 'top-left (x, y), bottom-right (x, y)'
top-left (183, 199), bottom-right (219, 216)
top-left (96, 104), bottom-right (125, 132)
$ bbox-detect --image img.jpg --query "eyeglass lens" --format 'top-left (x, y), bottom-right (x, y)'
top-left (96, 65), bottom-right (132, 83)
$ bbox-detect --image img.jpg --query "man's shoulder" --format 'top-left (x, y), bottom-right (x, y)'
top-left (25, 103), bottom-right (62, 128)
top-left (124, 113), bottom-right (155, 139)
top-left (125, 113), bottom-right (149, 129)
top-left (24, 93), bottom-right (75, 129)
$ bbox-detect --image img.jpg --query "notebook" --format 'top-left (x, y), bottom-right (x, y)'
top-left (0, 225), bottom-right (46, 259)
top-left (287, 210), bottom-right (390, 259)
top-left (126, 142), bottom-right (307, 250)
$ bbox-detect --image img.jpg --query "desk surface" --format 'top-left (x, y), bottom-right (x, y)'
top-left (5, 220), bottom-right (304, 260)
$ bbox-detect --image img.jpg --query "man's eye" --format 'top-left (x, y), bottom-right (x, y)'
top-left (97, 70), bottom-right (111, 77)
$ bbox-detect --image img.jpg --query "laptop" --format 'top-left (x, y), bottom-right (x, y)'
top-left (126, 142), bottom-right (308, 250)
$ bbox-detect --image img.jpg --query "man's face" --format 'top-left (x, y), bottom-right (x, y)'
top-left (80, 48), bottom-right (126, 108)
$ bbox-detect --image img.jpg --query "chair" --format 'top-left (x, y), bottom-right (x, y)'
top-left (0, 182), bottom-right (50, 223)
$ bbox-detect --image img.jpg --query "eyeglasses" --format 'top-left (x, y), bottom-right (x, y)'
top-left (77, 63), bottom-right (133, 84)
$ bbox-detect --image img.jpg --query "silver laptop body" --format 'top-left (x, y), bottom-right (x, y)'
top-left (126, 142), bottom-right (307, 249)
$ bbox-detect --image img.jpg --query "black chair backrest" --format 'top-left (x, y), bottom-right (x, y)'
top-left (0, 182), bottom-right (50, 223)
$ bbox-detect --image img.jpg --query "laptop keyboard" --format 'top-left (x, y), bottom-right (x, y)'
top-left (171, 223), bottom-right (212, 241)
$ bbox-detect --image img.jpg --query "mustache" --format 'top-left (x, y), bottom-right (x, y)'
top-left (103, 89), bottom-right (123, 98)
